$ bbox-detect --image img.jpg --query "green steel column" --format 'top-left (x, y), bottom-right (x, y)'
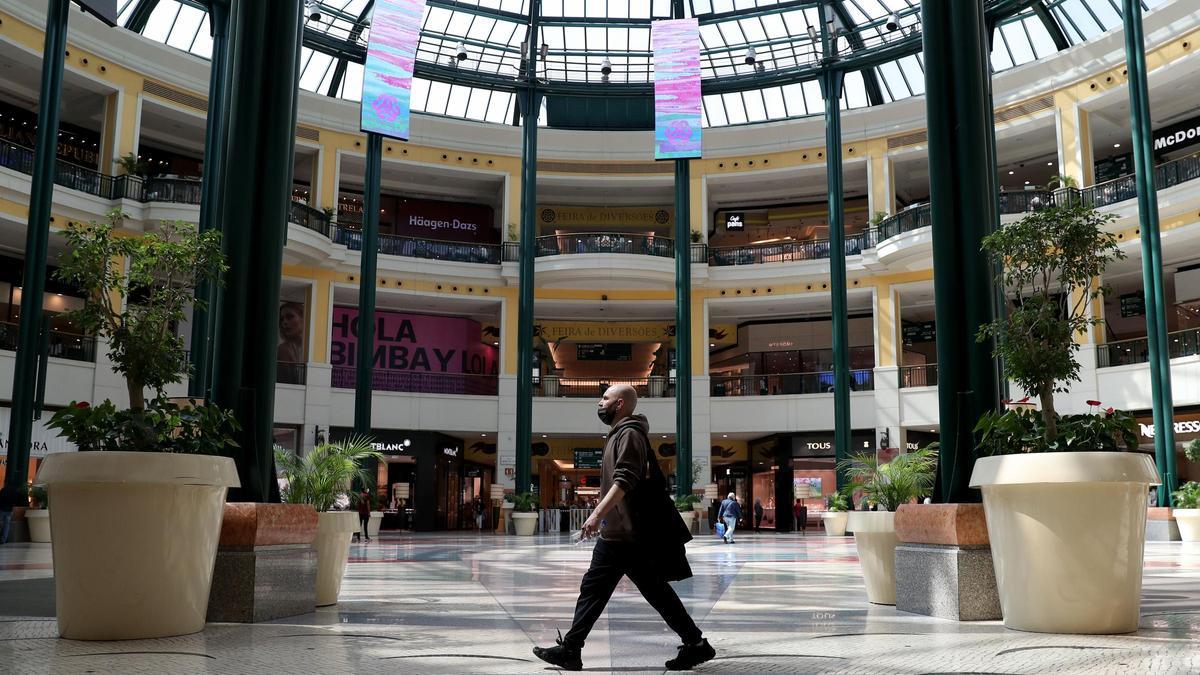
top-left (188, 0), bottom-right (229, 399)
top-left (209, 0), bottom-right (304, 502)
top-left (3, 0), bottom-right (68, 493)
top-left (1123, 0), bottom-right (1177, 505)
top-left (818, 10), bottom-right (851, 490)
top-left (922, 0), bottom-right (1003, 503)
top-left (515, 85), bottom-right (540, 495)
top-left (673, 159), bottom-right (693, 497)
top-left (354, 134), bottom-right (383, 436)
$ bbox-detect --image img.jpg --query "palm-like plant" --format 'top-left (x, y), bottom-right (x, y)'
top-left (837, 447), bottom-right (938, 512)
top-left (275, 437), bottom-right (383, 513)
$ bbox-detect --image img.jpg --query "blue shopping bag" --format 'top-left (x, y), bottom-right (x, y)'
top-left (715, 522), bottom-right (726, 538)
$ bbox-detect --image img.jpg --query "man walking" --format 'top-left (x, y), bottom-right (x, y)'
top-left (533, 384), bottom-right (715, 672)
top-left (718, 492), bottom-right (741, 544)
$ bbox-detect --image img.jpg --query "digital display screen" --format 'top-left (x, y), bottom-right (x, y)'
top-left (360, 0), bottom-right (428, 140)
top-left (652, 19), bottom-right (702, 160)
top-left (576, 343), bottom-right (633, 361)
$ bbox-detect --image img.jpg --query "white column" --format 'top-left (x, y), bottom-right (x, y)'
top-left (496, 374), bottom-right (517, 491)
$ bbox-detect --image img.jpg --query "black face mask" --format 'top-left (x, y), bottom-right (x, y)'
top-left (597, 403), bottom-right (617, 426)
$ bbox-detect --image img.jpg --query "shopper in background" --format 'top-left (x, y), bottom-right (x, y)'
top-left (357, 490), bottom-right (372, 542)
top-left (718, 492), bottom-right (741, 544)
top-left (0, 484), bottom-right (22, 545)
top-left (753, 498), bottom-right (764, 533)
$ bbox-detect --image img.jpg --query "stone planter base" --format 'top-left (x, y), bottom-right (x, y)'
top-left (207, 503), bottom-right (318, 623)
top-left (1146, 507), bottom-right (1181, 541)
top-left (894, 504), bottom-right (1000, 622)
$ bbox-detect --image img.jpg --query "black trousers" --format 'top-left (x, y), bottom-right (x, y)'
top-left (562, 538), bottom-right (702, 650)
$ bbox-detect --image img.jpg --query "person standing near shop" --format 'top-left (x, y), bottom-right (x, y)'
top-left (0, 484), bottom-right (22, 545)
top-left (533, 384), bottom-right (715, 672)
top-left (753, 498), bottom-right (764, 533)
top-left (718, 492), bottom-right (741, 544)
top-left (357, 490), bottom-right (372, 542)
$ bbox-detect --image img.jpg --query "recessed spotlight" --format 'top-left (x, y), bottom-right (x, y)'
top-left (1008, 170), bottom-right (1014, 175)
top-left (1047, 162), bottom-right (1054, 166)
top-left (1024, 180), bottom-right (1030, 185)
top-left (1113, 143), bottom-right (1121, 148)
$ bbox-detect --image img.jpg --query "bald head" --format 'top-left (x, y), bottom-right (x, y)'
top-left (597, 384), bottom-right (638, 427)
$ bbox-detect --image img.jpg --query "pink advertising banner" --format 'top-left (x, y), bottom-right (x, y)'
top-left (652, 18), bottom-right (702, 160)
top-left (331, 307), bottom-right (497, 375)
top-left (360, 0), bottom-right (428, 140)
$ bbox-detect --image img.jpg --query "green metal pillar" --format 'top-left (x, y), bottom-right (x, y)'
top-left (3, 0), bottom-right (68, 493)
top-left (1122, 0), bottom-right (1177, 505)
top-left (188, 0), bottom-right (229, 399)
top-left (515, 84), bottom-right (540, 495)
top-left (922, 0), bottom-right (1003, 503)
top-left (673, 159), bottom-right (693, 497)
top-left (818, 16), bottom-right (852, 490)
top-left (354, 134), bottom-right (383, 436)
top-left (209, 0), bottom-right (304, 502)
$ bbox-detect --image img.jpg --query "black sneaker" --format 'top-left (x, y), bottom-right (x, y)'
top-left (533, 630), bottom-right (582, 671)
top-left (666, 638), bottom-right (715, 671)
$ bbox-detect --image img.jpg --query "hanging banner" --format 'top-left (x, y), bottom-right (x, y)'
top-left (360, 0), bottom-right (428, 140)
top-left (652, 18), bottom-right (702, 160)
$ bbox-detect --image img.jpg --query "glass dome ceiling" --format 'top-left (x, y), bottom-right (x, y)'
top-left (116, 0), bottom-right (1170, 128)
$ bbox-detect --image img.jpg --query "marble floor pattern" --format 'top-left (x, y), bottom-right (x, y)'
top-left (1, 532), bottom-right (1198, 674)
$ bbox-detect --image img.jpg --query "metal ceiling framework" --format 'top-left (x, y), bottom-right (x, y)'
top-left (114, 0), bottom-right (1162, 127)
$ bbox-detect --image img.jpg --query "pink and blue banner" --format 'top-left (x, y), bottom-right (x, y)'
top-left (360, 0), bottom-right (428, 141)
top-left (652, 18), bottom-right (702, 160)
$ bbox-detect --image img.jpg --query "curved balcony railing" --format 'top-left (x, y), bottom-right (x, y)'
top-left (708, 231), bottom-right (874, 267)
top-left (331, 366), bottom-right (498, 395)
top-left (334, 226), bottom-right (502, 264)
top-left (0, 321), bottom-right (96, 363)
top-left (529, 232), bottom-right (676, 258)
top-left (710, 369), bottom-right (874, 396)
top-left (535, 375), bottom-right (673, 398)
top-left (899, 363), bottom-right (939, 388)
top-left (1096, 326), bottom-right (1200, 368)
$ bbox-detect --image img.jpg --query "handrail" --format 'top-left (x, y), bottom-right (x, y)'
top-left (710, 369), bottom-right (874, 396)
top-left (333, 226), bottom-right (502, 264)
top-left (708, 231), bottom-right (873, 266)
top-left (899, 363), bottom-right (938, 388)
top-left (1096, 326), bottom-right (1200, 368)
top-left (330, 366), bottom-right (498, 395)
top-left (533, 232), bottom-right (675, 258)
top-left (0, 321), bottom-right (97, 363)
top-left (536, 375), bottom-right (672, 398)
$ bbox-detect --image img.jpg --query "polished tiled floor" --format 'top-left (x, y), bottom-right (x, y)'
top-left (1, 531), bottom-right (1199, 674)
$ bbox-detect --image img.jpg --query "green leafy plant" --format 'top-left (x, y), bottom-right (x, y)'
top-left (868, 211), bottom-right (889, 227)
top-left (1173, 481), bottom-right (1200, 509)
top-left (674, 494), bottom-right (701, 512)
top-left (275, 437), bottom-right (383, 513)
top-left (975, 404), bottom-right (1138, 456)
top-left (506, 223), bottom-right (519, 242)
top-left (54, 210), bottom-right (226, 410)
top-left (690, 229), bottom-right (703, 243)
top-left (115, 153), bottom-right (157, 179)
top-left (825, 488), bottom-right (851, 512)
top-left (47, 398), bottom-right (240, 454)
top-left (1046, 174), bottom-right (1079, 190)
top-left (510, 491), bottom-right (538, 513)
top-left (1186, 439), bottom-right (1200, 464)
top-left (837, 447), bottom-right (938, 512)
top-left (978, 203), bottom-right (1123, 442)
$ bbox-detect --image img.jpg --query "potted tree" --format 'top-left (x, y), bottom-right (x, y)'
top-left (37, 210), bottom-right (240, 640)
top-left (1172, 440), bottom-right (1200, 541)
top-left (26, 485), bottom-right (49, 543)
top-left (838, 447), bottom-right (937, 605)
top-left (511, 492), bottom-right (539, 535)
top-left (970, 202), bottom-right (1158, 634)
top-left (674, 494), bottom-right (701, 532)
top-left (276, 438), bottom-right (382, 606)
top-left (821, 488), bottom-right (851, 537)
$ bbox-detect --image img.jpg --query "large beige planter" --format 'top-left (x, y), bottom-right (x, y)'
top-left (679, 511), bottom-right (695, 534)
top-left (848, 511), bottom-right (898, 605)
top-left (1176, 509), bottom-right (1200, 542)
top-left (367, 511), bottom-right (384, 538)
top-left (822, 511), bottom-right (849, 536)
top-left (970, 452), bottom-right (1159, 634)
top-left (37, 452), bottom-right (238, 640)
top-left (316, 511), bottom-right (358, 606)
top-left (512, 512), bottom-right (538, 536)
top-left (26, 509), bottom-right (50, 543)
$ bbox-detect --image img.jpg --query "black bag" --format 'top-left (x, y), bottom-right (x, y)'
top-left (625, 426), bottom-right (693, 582)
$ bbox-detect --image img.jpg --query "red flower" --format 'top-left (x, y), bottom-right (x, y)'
top-left (1106, 407), bottom-right (1115, 415)
top-left (1016, 396), bottom-right (1030, 404)
top-left (74, 401), bottom-right (90, 409)
top-left (1086, 400), bottom-right (1101, 407)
